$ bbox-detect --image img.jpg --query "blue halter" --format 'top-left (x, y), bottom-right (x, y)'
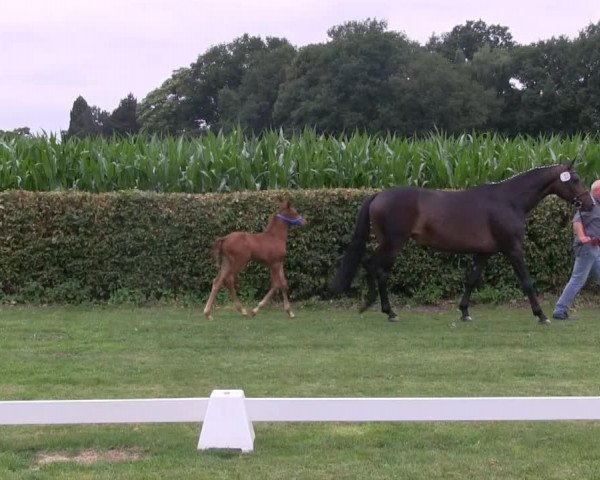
top-left (276, 213), bottom-right (304, 226)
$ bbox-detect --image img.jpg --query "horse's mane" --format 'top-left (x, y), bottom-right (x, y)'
top-left (486, 164), bottom-right (564, 187)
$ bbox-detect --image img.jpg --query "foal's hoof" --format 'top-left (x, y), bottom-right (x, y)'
top-left (461, 315), bottom-right (472, 322)
top-left (388, 315), bottom-right (399, 322)
top-left (205, 314), bottom-right (214, 321)
top-left (538, 318), bottom-right (551, 326)
top-left (287, 311), bottom-right (295, 319)
top-left (250, 308), bottom-right (258, 317)
top-left (240, 308), bottom-right (248, 316)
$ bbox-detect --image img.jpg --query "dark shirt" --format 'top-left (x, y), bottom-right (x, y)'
top-left (573, 195), bottom-right (600, 243)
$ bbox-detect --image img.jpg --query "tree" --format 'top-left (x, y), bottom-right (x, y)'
top-left (137, 35), bottom-right (294, 134)
top-left (274, 19), bottom-right (419, 133)
top-left (573, 22), bottom-right (600, 131)
top-left (137, 69), bottom-right (196, 135)
top-left (509, 38), bottom-right (580, 134)
top-left (386, 52), bottom-right (499, 135)
top-left (468, 44), bottom-right (517, 131)
top-left (217, 37), bottom-right (296, 132)
top-left (427, 20), bottom-right (515, 62)
top-left (65, 96), bottom-right (102, 139)
top-left (0, 127), bottom-right (30, 137)
top-left (107, 93), bottom-right (139, 135)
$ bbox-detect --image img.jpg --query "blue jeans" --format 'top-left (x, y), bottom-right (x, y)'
top-left (554, 244), bottom-right (600, 315)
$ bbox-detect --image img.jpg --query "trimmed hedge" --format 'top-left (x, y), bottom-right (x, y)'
top-left (0, 189), bottom-right (575, 304)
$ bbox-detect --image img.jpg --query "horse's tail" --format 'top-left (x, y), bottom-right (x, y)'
top-left (329, 194), bottom-right (377, 293)
top-left (210, 237), bottom-right (226, 268)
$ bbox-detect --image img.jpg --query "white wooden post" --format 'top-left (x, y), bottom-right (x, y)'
top-left (197, 389), bottom-right (255, 452)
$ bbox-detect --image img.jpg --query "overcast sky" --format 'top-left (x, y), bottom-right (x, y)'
top-left (1, 0), bottom-right (598, 134)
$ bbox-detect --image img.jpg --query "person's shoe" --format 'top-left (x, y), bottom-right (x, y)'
top-left (552, 311), bottom-right (571, 320)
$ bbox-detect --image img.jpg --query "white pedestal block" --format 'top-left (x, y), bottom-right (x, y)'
top-left (197, 390), bottom-right (255, 452)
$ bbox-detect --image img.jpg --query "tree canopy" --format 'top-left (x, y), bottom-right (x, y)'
top-left (66, 18), bottom-right (600, 138)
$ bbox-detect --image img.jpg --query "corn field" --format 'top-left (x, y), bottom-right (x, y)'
top-left (1, 130), bottom-right (599, 192)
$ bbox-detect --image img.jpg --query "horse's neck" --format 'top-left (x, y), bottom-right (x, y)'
top-left (263, 214), bottom-right (289, 240)
top-left (498, 167), bottom-right (559, 213)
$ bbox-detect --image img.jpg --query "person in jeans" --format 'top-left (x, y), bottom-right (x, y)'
top-left (553, 180), bottom-right (600, 320)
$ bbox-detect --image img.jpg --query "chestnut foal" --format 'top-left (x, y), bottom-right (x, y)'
top-left (203, 201), bottom-right (306, 320)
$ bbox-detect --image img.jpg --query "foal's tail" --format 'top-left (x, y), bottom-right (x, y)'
top-left (329, 194), bottom-right (377, 293)
top-left (210, 237), bottom-right (226, 269)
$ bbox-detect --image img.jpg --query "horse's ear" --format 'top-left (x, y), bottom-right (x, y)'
top-left (569, 146), bottom-right (587, 169)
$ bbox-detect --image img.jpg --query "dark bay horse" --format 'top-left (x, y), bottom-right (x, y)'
top-left (203, 201), bottom-right (306, 320)
top-left (329, 162), bottom-right (593, 325)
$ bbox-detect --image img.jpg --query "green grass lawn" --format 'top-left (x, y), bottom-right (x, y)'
top-left (1, 302), bottom-right (600, 479)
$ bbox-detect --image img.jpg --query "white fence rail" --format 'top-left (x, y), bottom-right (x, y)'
top-left (2, 390), bottom-right (600, 452)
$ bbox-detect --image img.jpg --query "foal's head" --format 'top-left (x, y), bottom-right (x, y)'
top-left (551, 162), bottom-right (594, 212)
top-left (275, 201), bottom-right (306, 227)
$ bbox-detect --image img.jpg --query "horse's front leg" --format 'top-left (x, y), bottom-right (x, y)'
top-left (505, 247), bottom-right (549, 325)
top-left (277, 265), bottom-right (295, 318)
top-left (459, 253), bottom-right (490, 321)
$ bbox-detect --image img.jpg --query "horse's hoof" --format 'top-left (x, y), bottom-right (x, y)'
top-left (240, 309), bottom-right (248, 316)
top-left (388, 315), bottom-right (399, 322)
top-left (358, 303), bottom-right (372, 314)
top-left (462, 315), bottom-right (472, 322)
top-left (538, 318), bottom-right (551, 325)
top-left (288, 311), bottom-right (295, 319)
top-left (250, 308), bottom-right (258, 317)
top-left (205, 314), bottom-right (214, 321)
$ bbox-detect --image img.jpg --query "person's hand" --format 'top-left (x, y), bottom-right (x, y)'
top-left (579, 235), bottom-right (592, 244)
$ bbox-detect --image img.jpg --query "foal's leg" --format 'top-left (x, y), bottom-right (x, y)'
top-left (459, 253), bottom-right (490, 321)
top-left (277, 265), bottom-right (295, 318)
top-left (504, 246), bottom-right (548, 325)
top-left (251, 262), bottom-right (282, 316)
top-left (203, 265), bottom-right (228, 320)
top-left (223, 275), bottom-right (248, 317)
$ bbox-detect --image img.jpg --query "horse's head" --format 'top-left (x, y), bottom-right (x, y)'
top-left (552, 161), bottom-right (594, 212)
top-left (276, 201), bottom-right (307, 226)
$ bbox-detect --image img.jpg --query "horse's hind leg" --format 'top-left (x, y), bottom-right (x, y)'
top-left (459, 253), bottom-right (490, 321)
top-left (224, 275), bottom-right (248, 317)
top-left (362, 241), bottom-right (402, 322)
top-left (281, 290), bottom-right (294, 318)
top-left (358, 255), bottom-right (378, 313)
top-left (203, 268), bottom-right (227, 320)
top-left (375, 252), bottom-right (399, 321)
top-left (251, 262), bottom-right (283, 316)
top-left (251, 287), bottom-right (278, 316)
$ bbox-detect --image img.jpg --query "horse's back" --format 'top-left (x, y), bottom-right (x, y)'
top-left (370, 186), bottom-right (512, 253)
top-left (221, 230), bottom-right (286, 264)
